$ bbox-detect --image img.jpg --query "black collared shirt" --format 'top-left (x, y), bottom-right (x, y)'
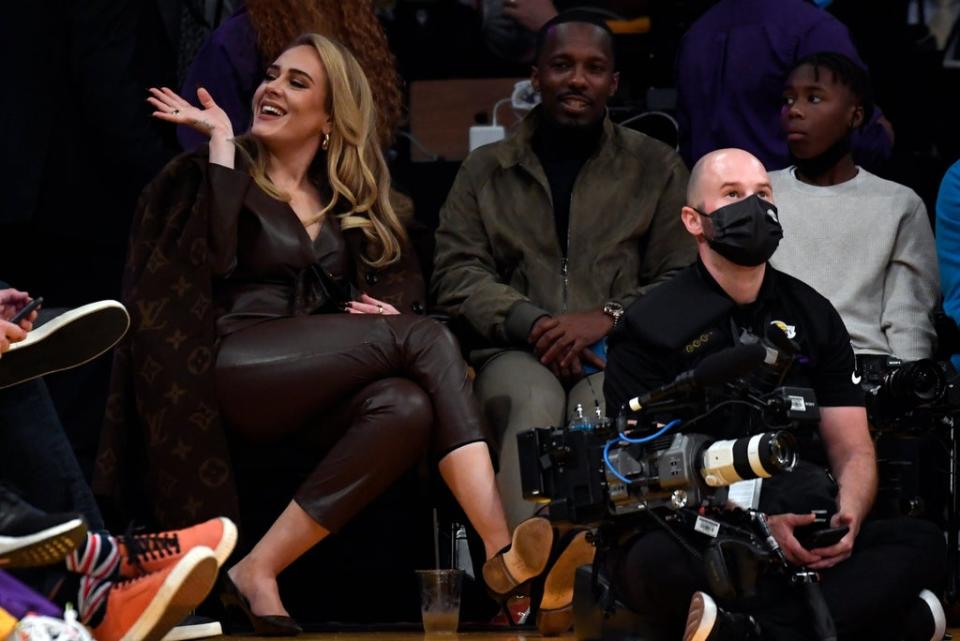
top-left (604, 260), bottom-right (864, 439)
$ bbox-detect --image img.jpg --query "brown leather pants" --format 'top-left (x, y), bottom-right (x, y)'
top-left (215, 313), bottom-right (488, 531)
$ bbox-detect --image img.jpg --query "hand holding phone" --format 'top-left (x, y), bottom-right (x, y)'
top-left (796, 525), bottom-right (849, 550)
top-left (10, 297), bottom-right (43, 325)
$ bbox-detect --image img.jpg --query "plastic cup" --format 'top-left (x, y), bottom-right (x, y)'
top-left (415, 569), bottom-right (462, 634)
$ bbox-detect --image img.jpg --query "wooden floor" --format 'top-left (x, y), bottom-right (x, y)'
top-left (219, 632), bottom-right (960, 640)
top-left (221, 635), bottom-right (573, 641)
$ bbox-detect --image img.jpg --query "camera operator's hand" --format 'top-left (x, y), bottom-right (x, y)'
top-left (767, 513), bottom-right (822, 566)
top-left (807, 511), bottom-right (860, 570)
top-left (529, 310), bottom-right (611, 370)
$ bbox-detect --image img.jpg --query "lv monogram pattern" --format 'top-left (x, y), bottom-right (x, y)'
top-left (94, 153), bottom-right (426, 528)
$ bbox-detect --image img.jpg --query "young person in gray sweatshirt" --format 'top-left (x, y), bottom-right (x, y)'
top-left (769, 52), bottom-right (939, 361)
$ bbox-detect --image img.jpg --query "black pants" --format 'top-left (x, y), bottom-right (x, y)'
top-left (216, 313), bottom-right (488, 532)
top-left (607, 516), bottom-right (946, 641)
top-left (0, 378), bottom-right (104, 530)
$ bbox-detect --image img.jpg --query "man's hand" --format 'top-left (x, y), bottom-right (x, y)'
top-left (806, 510), bottom-right (861, 570)
top-left (766, 512), bottom-right (822, 567)
top-left (0, 321), bottom-right (27, 357)
top-left (528, 310), bottom-right (612, 369)
top-left (813, 405), bottom-right (874, 570)
top-left (0, 288), bottom-right (37, 333)
top-left (0, 288), bottom-right (31, 321)
top-left (502, 0), bottom-right (558, 32)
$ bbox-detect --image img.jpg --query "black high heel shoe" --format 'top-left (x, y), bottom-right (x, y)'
top-left (219, 573), bottom-right (303, 636)
top-left (482, 517), bottom-right (555, 601)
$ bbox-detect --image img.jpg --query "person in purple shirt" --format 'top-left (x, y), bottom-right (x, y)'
top-left (177, 6), bottom-right (261, 151)
top-left (675, 0), bottom-right (893, 171)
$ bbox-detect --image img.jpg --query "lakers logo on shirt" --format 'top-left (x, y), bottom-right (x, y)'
top-left (770, 320), bottom-right (797, 340)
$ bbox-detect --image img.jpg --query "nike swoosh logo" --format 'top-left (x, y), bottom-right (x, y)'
top-left (851, 372), bottom-right (862, 385)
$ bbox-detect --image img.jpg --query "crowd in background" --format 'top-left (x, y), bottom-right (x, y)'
top-left (2, 0), bottom-right (960, 638)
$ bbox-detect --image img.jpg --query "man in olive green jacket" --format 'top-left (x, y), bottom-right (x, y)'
top-left (431, 12), bottom-right (695, 526)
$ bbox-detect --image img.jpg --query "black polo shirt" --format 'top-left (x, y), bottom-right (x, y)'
top-left (604, 260), bottom-right (864, 439)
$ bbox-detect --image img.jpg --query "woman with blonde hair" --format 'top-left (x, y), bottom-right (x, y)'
top-left (145, 34), bottom-right (525, 633)
top-left (177, 0), bottom-right (403, 151)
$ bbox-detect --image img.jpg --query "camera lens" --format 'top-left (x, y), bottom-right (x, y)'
top-left (764, 431), bottom-right (798, 473)
top-left (701, 431), bottom-right (797, 487)
top-left (882, 359), bottom-right (945, 405)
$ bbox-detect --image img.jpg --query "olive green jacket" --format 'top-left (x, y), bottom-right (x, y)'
top-left (431, 108), bottom-right (696, 354)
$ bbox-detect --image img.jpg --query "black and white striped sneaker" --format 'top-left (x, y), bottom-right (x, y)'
top-left (0, 485), bottom-right (88, 568)
top-left (0, 300), bottom-right (129, 389)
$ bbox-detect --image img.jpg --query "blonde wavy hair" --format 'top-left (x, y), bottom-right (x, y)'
top-left (236, 34), bottom-right (406, 268)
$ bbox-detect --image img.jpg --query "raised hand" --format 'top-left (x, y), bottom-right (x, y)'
top-left (148, 87), bottom-right (232, 139)
top-left (148, 87), bottom-right (235, 167)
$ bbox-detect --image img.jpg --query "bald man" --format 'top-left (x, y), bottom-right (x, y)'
top-left (602, 149), bottom-right (946, 641)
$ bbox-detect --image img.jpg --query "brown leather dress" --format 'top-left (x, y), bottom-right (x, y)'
top-left (208, 164), bottom-right (486, 531)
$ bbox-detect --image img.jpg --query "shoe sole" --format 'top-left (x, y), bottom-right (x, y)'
top-left (683, 592), bottom-right (717, 641)
top-left (0, 301), bottom-right (129, 389)
top-left (540, 531), bottom-right (595, 610)
top-left (537, 530), bottom-right (595, 636)
top-left (503, 517), bottom-right (554, 582)
top-left (0, 517), bottom-right (87, 568)
top-left (212, 517), bottom-right (238, 568)
top-left (121, 548), bottom-right (219, 641)
top-left (160, 620), bottom-right (223, 641)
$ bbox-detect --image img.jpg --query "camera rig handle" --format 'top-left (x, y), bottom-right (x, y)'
top-left (792, 570), bottom-right (837, 641)
top-left (751, 511), bottom-right (837, 641)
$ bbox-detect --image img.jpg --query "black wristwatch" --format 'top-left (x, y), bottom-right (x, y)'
top-left (602, 301), bottom-right (624, 329)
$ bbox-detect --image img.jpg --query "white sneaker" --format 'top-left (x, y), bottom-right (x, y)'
top-left (908, 589), bottom-right (946, 641)
top-left (8, 606), bottom-right (94, 641)
top-left (0, 300), bottom-right (129, 389)
top-left (159, 616), bottom-right (222, 641)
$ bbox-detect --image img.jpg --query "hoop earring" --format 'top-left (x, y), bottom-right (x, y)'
top-left (321, 132), bottom-right (331, 151)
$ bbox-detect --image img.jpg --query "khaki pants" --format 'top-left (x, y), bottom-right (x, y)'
top-left (474, 350), bottom-right (605, 528)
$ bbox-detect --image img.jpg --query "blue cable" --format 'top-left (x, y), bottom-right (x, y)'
top-left (618, 418), bottom-right (682, 444)
top-left (603, 438), bottom-right (633, 485)
top-left (602, 419), bottom-right (682, 485)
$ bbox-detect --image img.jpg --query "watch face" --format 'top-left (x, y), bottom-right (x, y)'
top-left (605, 302), bottom-right (623, 315)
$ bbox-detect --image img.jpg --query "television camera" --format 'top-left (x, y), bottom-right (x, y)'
top-left (517, 341), bottom-right (818, 526)
top-left (517, 336), bottom-right (841, 641)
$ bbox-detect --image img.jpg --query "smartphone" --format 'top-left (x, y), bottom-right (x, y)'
top-left (798, 526), bottom-right (849, 549)
top-left (10, 297), bottom-right (43, 324)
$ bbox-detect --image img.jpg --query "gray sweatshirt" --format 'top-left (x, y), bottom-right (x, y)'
top-left (769, 166), bottom-right (939, 360)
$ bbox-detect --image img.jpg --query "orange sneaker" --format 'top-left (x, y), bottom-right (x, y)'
top-left (92, 547), bottom-right (218, 641)
top-left (118, 517), bottom-right (236, 578)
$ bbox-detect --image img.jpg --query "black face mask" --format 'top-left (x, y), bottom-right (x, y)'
top-left (697, 194), bottom-right (783, 266)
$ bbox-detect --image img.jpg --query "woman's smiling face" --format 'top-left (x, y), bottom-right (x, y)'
top-left (251, 45), bottom-right (331, 149)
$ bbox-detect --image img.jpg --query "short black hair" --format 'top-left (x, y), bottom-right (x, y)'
top-left (533, 9), bottom-right (616, 67)
top-left (790, 52), bottom-right (875, 125)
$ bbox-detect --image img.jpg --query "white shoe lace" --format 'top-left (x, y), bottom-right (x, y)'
top-left (7, 606), bottom-right (95, 641)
